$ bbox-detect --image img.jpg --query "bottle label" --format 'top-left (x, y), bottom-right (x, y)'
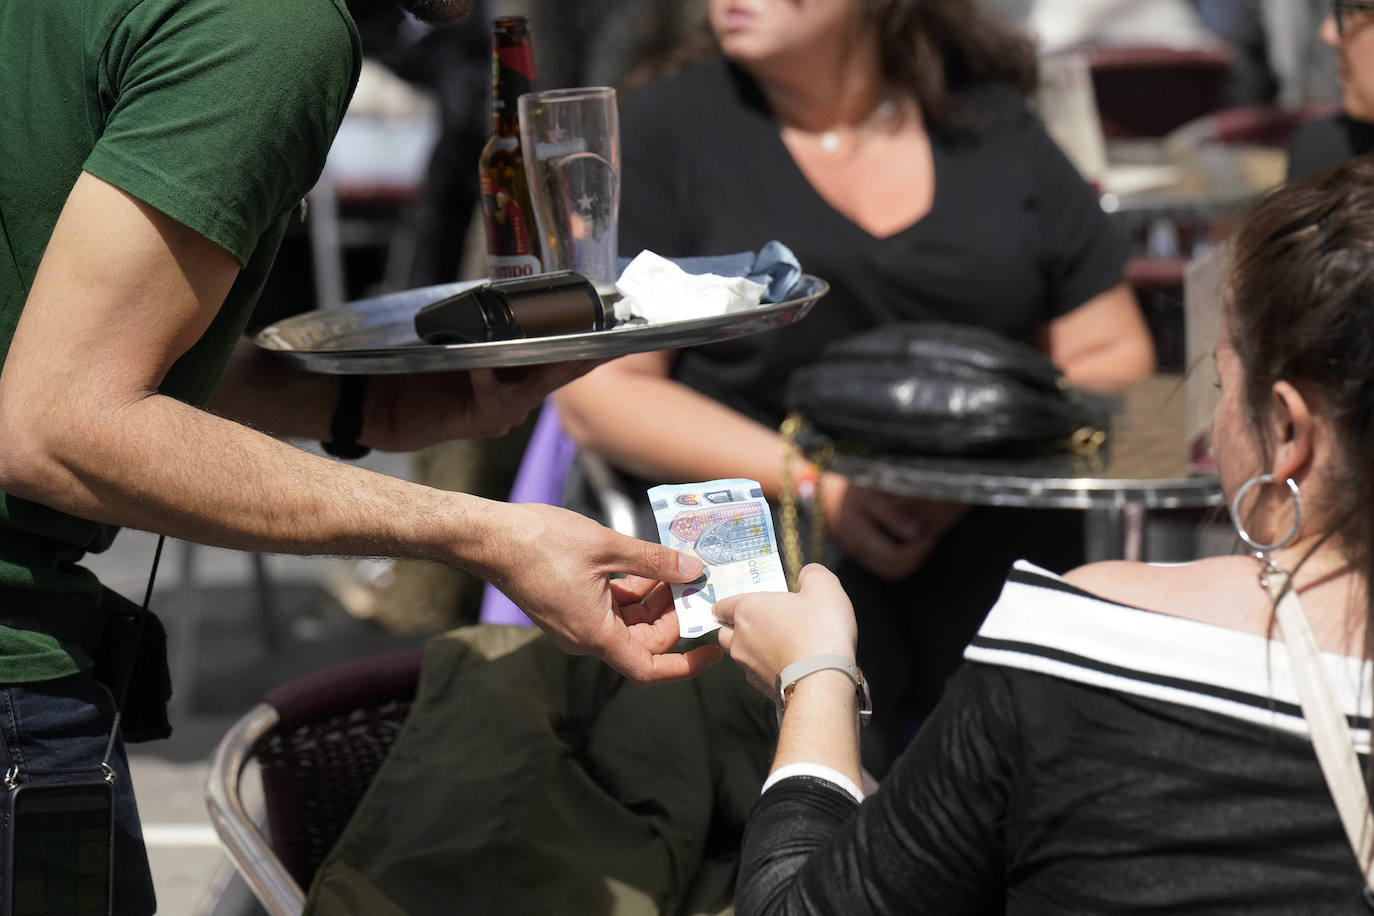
top-left (481, 175), bottom-right (541, 276)
top-left (497, 44), bottom-right (535, 82)
top-left (487, 254), bottom-right (543, 280)
top-left (492, 44), bottom-right (535, 114)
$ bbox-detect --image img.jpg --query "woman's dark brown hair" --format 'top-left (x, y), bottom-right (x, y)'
top-left (621, 0), bottom-right (1039, 129)
top-left (874, 0), bottom-right (1039, 129)
top-left (1226, 154), bottom-right (1374, 667)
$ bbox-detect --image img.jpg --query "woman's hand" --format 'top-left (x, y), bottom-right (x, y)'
top-left (819, 473), bottom-right (967, 581)
top-left (714, 564), bottom-right (857, 695)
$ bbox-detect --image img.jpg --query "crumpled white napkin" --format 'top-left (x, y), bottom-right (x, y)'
top-left (613, 250), bottom-right (767, 324)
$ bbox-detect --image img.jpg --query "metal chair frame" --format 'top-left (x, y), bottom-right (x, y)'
top-left (575, 449), bottom-right (644, 539)
top-left (206, 650), bottom-right (423, 916)
top-left (207, 703), bottom-right (304, 916)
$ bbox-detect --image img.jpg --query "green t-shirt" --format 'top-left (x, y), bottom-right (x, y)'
top-left (0, 0), bottom-right (360, 681)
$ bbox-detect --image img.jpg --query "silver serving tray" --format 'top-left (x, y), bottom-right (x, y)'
top-left (255, 274), bottom-right (828, 374)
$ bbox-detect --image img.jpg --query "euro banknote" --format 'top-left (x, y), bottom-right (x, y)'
top-left (647, 479), bottom-right (788, 638)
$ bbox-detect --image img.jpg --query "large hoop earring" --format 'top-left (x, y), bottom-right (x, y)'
top-left (1230, 473), bottom-right (1302, 554)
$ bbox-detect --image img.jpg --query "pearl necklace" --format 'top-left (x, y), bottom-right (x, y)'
top-left (817, 98), bottom-right (898, 154)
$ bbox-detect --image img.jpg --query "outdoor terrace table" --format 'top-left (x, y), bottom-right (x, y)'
top-left (817, 375), bottom-right (1222, 563)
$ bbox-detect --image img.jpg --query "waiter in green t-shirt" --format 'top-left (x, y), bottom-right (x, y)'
top-left (0, 0), bottom-right (713, 909)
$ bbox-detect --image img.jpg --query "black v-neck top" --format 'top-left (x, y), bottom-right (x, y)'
top-left (618, 58), bottom-right (1128, 428)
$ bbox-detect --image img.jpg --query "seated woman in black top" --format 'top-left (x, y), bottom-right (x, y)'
top-left (1287, 4), bottom-right (1374, 180)
top-left (556, 0), bottom-right (1155, 769)
top-left (714, 157), bottom-right (1374, 913)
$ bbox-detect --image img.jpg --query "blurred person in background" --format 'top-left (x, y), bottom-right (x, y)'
top-left (556, 0), bottom-right (1155, 773)
top-left (353, 0), bottom-right (493, 287)
top-left (985, 0), bottom-right (1218, 54)
top-left (506, 0), bottom-right (706, 95)
top-left (1194, 0), bottom-right (1282, 105)
top-left (1196, 0), bottom-right (1338, 107)
top-left (1288, 0), bottom-right (1374, 179)
top-left (991, 1), bottom-right (1337, 119)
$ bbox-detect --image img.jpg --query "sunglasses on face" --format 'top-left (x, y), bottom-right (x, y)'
top-left (1335, 0), bottom-right (1374, 35)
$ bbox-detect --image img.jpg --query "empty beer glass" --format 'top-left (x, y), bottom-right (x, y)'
top-left (517, 87), bottom-right (620, 293)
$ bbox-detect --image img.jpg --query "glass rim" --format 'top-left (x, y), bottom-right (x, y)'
top-left (518, 87), bottom-right (616, 104)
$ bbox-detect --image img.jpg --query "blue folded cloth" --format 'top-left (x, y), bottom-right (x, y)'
top-left (616, 240), bottom-right (803, 303)
top-left (748, 240), bottom-right (804, 304)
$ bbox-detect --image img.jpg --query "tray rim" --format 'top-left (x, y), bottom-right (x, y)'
top-left (255, 274), bottom-right (828, 374)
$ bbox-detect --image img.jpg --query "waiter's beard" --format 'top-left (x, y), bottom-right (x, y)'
top-left (395, 0), bottom-right (473, 23)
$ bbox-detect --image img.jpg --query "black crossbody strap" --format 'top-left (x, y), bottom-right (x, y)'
top-left (101, 536), bottom-right (164, 768)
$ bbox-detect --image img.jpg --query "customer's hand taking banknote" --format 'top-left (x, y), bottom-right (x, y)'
top-left (471, 502), bottom-right (723, 684)
top-left (713, 564), bottom-right (858, 694)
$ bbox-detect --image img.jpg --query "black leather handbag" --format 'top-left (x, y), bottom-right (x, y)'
top-left (775, 322), bottom-right (1109, 585)
top-left (784, 321), bottom-right (1108, 457)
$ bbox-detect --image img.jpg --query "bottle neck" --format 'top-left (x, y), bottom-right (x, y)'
top-left (491, 40), bottom-right (535, 136)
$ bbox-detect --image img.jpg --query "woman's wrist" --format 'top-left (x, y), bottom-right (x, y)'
top-left (787, 668), bottom-right (860, 707)
top-left (817, 471), bottom-right (849, 527)
top-left (773, 669), bottom-right (865, 785)
top-left (792, 458), bottom-right (819, 507)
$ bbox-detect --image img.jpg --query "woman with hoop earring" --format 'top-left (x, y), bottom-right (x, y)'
top-left (712, 156), bottom-right (1374, 912)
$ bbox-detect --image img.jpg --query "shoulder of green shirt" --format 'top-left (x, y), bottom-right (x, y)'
top-left (82, 0), bottom-right (361, 266)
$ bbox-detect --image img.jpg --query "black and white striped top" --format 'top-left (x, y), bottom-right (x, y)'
top-left (738, 562), bottom-right (1372, 915)
top-left (968, 561), bottom-right (1373, 752)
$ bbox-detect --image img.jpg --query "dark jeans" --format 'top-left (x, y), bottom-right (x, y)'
top-left (0, 672), bottom-right (156, 914)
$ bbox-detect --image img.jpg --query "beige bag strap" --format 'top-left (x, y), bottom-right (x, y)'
top-left (1268, 572), bottom-right (1374, 891)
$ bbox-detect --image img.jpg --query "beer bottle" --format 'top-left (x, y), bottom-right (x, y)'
top-left (480, 16), bottom-right (542, 280)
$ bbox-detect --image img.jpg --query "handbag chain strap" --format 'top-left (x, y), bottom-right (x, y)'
top-left (1265, 565), bottom-right (1374, 893)
top-left (779, 412), bottom-right (832, 592)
